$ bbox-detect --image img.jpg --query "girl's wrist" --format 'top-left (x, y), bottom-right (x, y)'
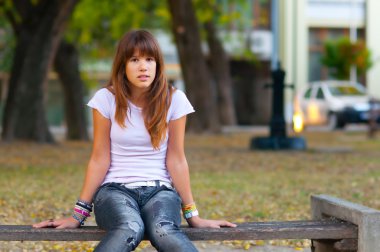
top-left (181, 202), bottom-right (199, 219)
top-left (186, 215), bottom-right (201, 226)
top-left (72, 199), bottom-right (93, 226)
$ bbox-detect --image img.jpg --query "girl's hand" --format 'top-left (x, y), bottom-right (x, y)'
top-left (33, 216), bottom-right (80, 229)
top-left (187, 216), bottom-right (237, 228)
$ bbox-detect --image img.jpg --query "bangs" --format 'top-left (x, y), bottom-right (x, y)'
top-left (124, 32), bottom-right (160, 60)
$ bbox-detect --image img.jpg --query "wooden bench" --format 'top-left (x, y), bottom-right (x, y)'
top-left (1, 195), bottom-right (380, 252)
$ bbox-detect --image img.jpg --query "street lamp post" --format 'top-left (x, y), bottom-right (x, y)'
top-left (350, 0), bottom-right (358, 84)
top-left (250, 0), bottom-right (306, 150)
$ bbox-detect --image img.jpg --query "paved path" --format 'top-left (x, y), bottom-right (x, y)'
top-left (140, 242), bottom-right (311, 252)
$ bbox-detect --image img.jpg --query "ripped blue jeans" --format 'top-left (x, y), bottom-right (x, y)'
top-left (93, 183), bottom-right (198, 252)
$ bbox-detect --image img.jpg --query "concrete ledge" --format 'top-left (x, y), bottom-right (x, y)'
top-left (311, 194), bottom-right (380, 252)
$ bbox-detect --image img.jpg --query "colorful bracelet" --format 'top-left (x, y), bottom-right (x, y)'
top-left (71, 199), bottom-right (92, 226)
top-left (75, 204), bottom-right (90, 213)
top-left (76, 199), bottom-right (93, 212)
top-left (72, 213), bottom-right (86, 226)
top-left (74, 207), bottom-right (91, 218)
top-left (182, 202), bottom-right (199, 219)
top-left (184, 209), bottom-right (199, 219)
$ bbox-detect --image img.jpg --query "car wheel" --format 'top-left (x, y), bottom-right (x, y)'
top-left (328, 113), bottom-right (345, 130)
top-left (336, 119), bottom-right (346, 129)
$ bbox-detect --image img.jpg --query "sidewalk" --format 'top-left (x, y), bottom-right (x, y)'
top-left (140, 242), bottom-right (311, 252)
top-left (49, 124), bottom-right (368, 140)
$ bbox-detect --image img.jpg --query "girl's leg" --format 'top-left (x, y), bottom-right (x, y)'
top-left (141, 187), bottom-right (198, 252)
top-left (93, 185), bottom-right (145, 252)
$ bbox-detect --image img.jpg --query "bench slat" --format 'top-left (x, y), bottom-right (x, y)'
top-left (0, 220), bottom-right (357, 241)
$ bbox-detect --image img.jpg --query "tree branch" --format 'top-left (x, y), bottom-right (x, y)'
top-left (4, 9), bottom-right (21, 37)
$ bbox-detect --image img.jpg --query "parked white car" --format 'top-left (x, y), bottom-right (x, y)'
top-left (293, 80), bottom-right (379, 130)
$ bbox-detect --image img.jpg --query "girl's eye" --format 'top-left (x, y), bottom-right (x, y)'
top-left (130, 58), bottom-right (138, 62)
top-left (147, 57), bottom-right (155, 62)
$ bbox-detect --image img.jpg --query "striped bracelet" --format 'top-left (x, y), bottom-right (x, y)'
top-left (184, 209), bottom-right (199, 219)
top-left (72, 213), bottom-right (86, 226)
top-left (182, 202), bottom-right (199, 219)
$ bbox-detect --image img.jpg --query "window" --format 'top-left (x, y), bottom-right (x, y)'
top-left (316, 88), bottom-right (325, 100)
top-left (304, 88), bottom-right (313, 99)
top-left (308, 27), bottom-right (365, 83)
top-left (328, 86), bottom-right (365, 96)
top-left (309, 51), bottom-right (323, 81)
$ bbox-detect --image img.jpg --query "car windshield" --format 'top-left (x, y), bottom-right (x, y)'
top-left (328, 86), bottom-right (365, 96)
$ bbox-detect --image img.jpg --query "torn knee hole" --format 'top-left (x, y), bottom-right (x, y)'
top-left (126, 236), bottom-right (135, 244)
top-left (156, 221), bottom-right (174, 228)
top-left (155, 221), bottom-right (176, 237)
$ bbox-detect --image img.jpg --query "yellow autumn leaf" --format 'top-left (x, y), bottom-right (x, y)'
top-left (243, 243), bottom-right (251, 250)
top-left (255, 240), bottom-right (265, 246)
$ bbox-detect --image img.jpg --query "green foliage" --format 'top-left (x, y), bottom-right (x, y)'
top-left (193, 0), bottom-right (257, 61)
top-left (81, 70), bottom-right (104, 90)
top-left (66, 0), bottom-right (170, 59)
top-left (0, 18), bottom-right (14, 72)
top-left (231, 48), bottom-right (259, 65)
top-left (321, 37), bottom-right (373, 80)
top-left (0, 0), bottom-right (26, 26)
top-left (194, 0), bottom-right (250, 28)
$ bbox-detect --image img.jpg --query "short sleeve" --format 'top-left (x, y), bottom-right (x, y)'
top-left (87, 88), bottom-right (113, 119)
top-left (169, 89), bottom-right (195, 121)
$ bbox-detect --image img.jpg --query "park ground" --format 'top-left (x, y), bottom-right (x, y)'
top-left (0, 126), bottom-right (379, 251)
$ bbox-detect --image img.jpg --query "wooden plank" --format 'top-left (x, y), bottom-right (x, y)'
top-left (184, 220), bottom-right (357, 241)
top-left (0, 220), bottom-right (357, 241)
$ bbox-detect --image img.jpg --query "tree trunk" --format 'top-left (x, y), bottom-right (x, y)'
top-left (230, 60), bottom-right (272, 125)
top-left (204, 21), bottom-right (237, 125)
top-left (54, 40), bottom-right (89, 141)
top-left (167, 0), bottom-right (220, 132)
top-left (1, 0), bottom-right (78, 143)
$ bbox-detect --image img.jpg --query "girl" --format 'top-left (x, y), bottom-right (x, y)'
top-left (34, 30), bottom-right (235, 252)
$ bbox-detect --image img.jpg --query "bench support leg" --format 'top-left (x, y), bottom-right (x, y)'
top-left (311, 194), bottom-right (380, 252)
top-left (311, 240), bottom-right (339, 252)
top-left (311, 239), bottom-right (357, 252)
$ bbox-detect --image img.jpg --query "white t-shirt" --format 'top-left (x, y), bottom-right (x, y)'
top-left (87, 88), bottom-right (195, 185)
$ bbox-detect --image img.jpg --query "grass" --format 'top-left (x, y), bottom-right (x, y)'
top-left (0, 129), bottom-right (380, 251)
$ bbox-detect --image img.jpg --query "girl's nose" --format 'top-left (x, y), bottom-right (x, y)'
top-left (139, 60), bottom-right (148, 71)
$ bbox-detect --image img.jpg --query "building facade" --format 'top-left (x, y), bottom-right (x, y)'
top-left (279, 0), bottom-right (380, 121)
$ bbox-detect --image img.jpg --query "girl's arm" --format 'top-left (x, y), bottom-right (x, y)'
top-left (166, 116), bottom-right (236, 228)
top-left (33, 109), bottom-right (111, 229)
top-left (78, 109), bottom-right (111, 203)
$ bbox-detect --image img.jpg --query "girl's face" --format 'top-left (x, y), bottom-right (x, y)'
top-left (125, 51), bottom-right (157, 94)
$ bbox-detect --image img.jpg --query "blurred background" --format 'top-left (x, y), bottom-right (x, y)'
top-left (0, 0), bottom-right (379, 142)
top-left (1, 1), bottom-right (380, 251)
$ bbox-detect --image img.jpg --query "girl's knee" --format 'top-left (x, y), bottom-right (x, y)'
top-left (119, 227), bottom-right (143, 249)
top-left (95, 221), bottom-right (145, 252)
top-left (152, 219), bottom-right (179, 238)
top-left (121, 220), bottom-right (144, 235)
top-left (147, 219), bottom-right (194, 250)
top-left (116, 220), bottom-right (145, 244)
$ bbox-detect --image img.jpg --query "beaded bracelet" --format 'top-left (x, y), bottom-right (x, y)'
top-left (74, 207), bottom-right (91, 218)
top-left (76, 199), bottom-right (93, 212)
top-left (72, 213), bottom-right (86, 226)
top-left (71, 199), bottom-right (92, 226)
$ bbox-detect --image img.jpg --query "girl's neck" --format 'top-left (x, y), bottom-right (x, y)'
top-left (130, 93), bottom-right (146, 108)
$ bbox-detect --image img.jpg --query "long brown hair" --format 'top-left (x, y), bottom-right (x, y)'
top-left (107, 30), bottom-right (174, 149)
